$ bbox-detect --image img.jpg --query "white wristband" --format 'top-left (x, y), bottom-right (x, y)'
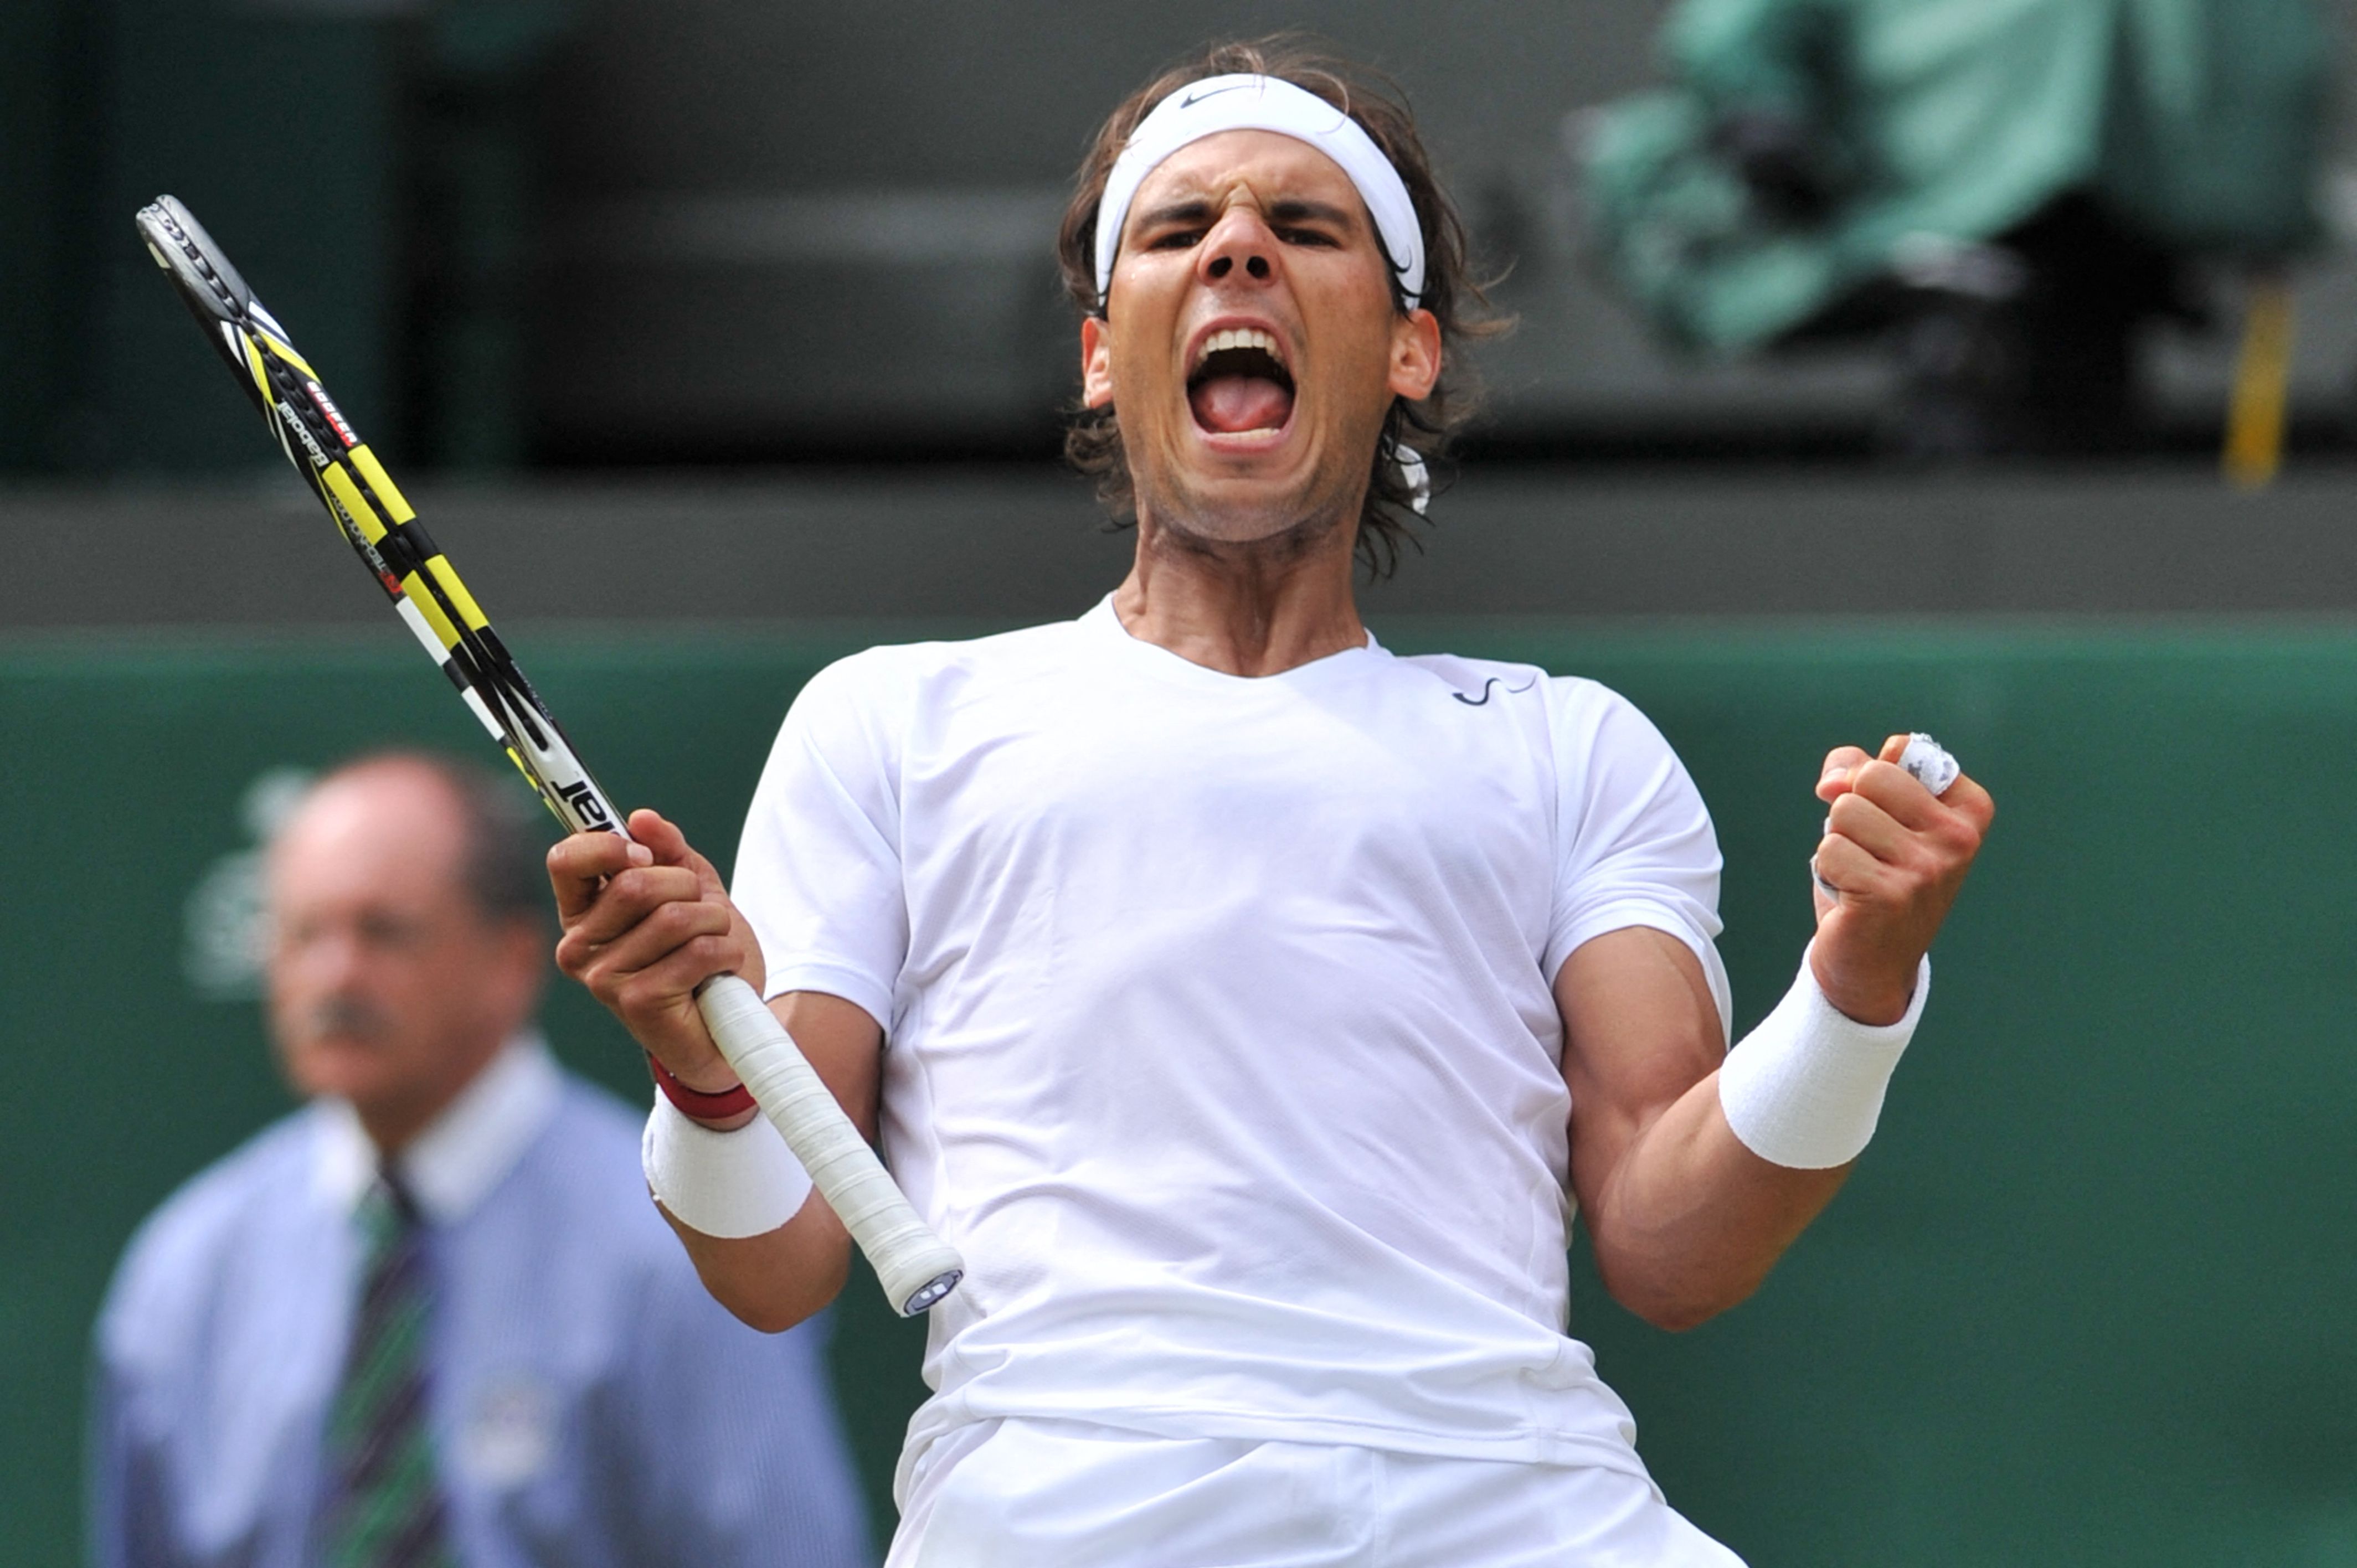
top-left (641, 1092), bottom-right (815, 1239)
top-left (1718, 948), bottom-right (1931, 1169)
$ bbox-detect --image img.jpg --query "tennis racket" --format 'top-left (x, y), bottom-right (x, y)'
top-left (134, 194), bottom-right (963, 1317)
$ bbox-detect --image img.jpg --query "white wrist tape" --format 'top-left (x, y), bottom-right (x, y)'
top-left (641, 1093), bottom-right (814, 1239)
top-left (1719, 950), bottom-right (1931, 1169)
top-left (1898, 733), bottom-right (1960, 797)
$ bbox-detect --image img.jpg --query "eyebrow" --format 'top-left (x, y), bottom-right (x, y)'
top-left (1128, 196), bottom-right (1365, 236)
top-left (1267, 198), bottom-right (1361, 230)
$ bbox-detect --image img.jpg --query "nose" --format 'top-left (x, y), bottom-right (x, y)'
top-left (285, 922), bottom-right (367, 994)
top-left (1197, 207), bottom-right (1277, 289)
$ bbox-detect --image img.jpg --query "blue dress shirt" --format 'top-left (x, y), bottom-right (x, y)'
top-left (90, 1038), bottom-right (873, 1568)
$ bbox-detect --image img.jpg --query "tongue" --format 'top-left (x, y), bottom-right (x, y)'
top-left (1190, 374), bottom-right (1293, 434)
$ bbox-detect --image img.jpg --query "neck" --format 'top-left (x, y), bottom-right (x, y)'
top-left (354, 1029), bottom-right (510, 1158)
top-left (1113, 499), bottom-right (1365, 677)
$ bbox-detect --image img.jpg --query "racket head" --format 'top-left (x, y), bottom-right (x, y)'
top-left (136, 197), bottom-right (269, 393)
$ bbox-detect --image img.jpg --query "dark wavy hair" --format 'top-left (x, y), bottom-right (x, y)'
top-left (1056, 38), bottom-right (1505, 579)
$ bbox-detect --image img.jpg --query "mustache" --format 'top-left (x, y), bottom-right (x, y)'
top-left (296, 994), bottom-right (394, 1044)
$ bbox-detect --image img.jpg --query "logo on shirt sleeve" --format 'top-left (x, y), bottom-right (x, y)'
top-left (1450, 675), bottom-right (1538, 707)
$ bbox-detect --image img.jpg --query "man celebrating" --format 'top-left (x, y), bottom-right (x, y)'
top-left (94, 754), bottom-right (871, 1568)
top-left (551, 43), bottom-right (1992, 1566)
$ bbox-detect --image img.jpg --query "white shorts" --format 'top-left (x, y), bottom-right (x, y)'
top-left (887, 1417), bottom-right (1747, 1568)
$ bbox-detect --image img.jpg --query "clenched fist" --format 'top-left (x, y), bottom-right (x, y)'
top-left (1809, 734), bottom-right (1994, 1025)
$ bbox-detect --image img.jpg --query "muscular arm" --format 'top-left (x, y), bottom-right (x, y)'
top-left (1558, 735), bottom-right (1991, 1332)
top-left (1556, 928), bottom-right (1845, 1332)
top-left (548, 811), bottom-right (878, 1333)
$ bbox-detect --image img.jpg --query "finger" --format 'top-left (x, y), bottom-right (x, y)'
top-left (1877, 733), bottom-right (1910, 765)
top-left (627, 808), bottom-right (729, 899)
top-left (1847, 759), bottom-right (1946, 831)
top-left (567, 896), bottom-right (734, 983)
top-left (560, 865), bottom-right (708, 948)
top-left (1812, 832), bottom-right (1895, 900)
top-left (546, 831), bottom-right (650, 920)
top-left (627, 808), bottom-right (695, 865)
top-left (1826, 790), bottom-right (1912, 862)
top-left (1815, 745), bottom-right (1874, 802)
top-left (1940, 771), bottom-right (1996, 833)
top-left (610, 932), bottom-right (750, 1022)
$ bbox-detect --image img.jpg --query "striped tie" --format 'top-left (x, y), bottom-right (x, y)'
top-left (323, 1168), bottom-right (455, 1568)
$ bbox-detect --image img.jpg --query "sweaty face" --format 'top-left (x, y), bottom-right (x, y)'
top-left (1083, 129), bottom-right (1439, 548)
top-left (266, 765), bottom-right (535, 1143)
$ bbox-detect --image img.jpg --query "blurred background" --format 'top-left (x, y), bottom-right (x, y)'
top-left (11, 1), bottom-right (2357, 1564)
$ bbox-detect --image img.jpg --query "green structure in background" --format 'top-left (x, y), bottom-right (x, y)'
top-left (1584, 0), bottom-right (2333, 354)
top-left (0, 0), bottom-right (86, 473)
top-left (0, 0), bottom-right (569, 476)
top-left (7, 621), bottom-right (2357, 1565)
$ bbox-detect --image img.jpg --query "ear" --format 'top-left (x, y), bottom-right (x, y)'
top-left (1387, 307), bottom-right (1442, 403)
top-left (1080, 315), bottom-right (1116, 409)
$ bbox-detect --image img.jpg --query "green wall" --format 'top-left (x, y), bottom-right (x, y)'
top-left (7, 618), bottom-right (2357, 1565)
top-left (0, 0), bottom-right (83, 472)
top-left (0, 0), bottom-right (396, 474)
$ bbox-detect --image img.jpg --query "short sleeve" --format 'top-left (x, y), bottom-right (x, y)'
top-left (731, 653), bottom-right (911, 1031)
top-left (1545, 679), bottom-right (1732, 1040)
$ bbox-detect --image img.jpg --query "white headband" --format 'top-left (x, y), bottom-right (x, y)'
top-left (1092, 74), bottom-right (1426, 310)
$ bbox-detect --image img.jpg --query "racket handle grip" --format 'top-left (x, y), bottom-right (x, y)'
top-left (693, 974), bottom-right (964, 1316)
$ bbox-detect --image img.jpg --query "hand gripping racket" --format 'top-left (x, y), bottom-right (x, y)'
top-left (134, 195), bottom-right (963, 1316)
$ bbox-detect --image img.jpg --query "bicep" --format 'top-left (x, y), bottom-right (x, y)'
top-left (1553, 926), bottom-right (1725, 1220)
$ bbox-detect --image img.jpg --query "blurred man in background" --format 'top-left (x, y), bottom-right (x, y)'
top-left (1584, 0), bottom-right (2330, 456)
top-left (90, 752), bottom-right (871, 1568)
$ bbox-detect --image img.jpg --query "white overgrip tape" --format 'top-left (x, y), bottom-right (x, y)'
top-left (642, 1091), bottom-right (815, 1239)
top-left (1719, 947), bottom-right (1931, 1169)
top-left (1898, 733), bottom-right (1960, 798)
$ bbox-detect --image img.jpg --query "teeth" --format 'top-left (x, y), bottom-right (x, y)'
top-left (1195, 327), bottom-right (1284, 373)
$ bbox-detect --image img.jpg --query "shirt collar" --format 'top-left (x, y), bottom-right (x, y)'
top-left (311, 1032), bottom-right (563, 1224)
top-left (1079, 589), bottom-right (1386, 655)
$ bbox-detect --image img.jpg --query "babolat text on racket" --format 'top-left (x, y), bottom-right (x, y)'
top-left (133, 194), bottom-right (963, 1316)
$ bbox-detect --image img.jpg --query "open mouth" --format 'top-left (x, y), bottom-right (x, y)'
top-left (1187, 327), bottom-right (1295, 436)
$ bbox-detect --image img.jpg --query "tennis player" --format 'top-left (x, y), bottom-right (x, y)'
top-left (548, 43), bottom-right (1993, 1566)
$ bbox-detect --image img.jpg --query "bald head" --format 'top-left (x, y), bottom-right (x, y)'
top-left (265, 755), bottom-right (550, 1153)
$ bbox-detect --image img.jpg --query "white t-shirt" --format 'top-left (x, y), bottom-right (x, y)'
top-left (733, 597), bottom-right (1728, 1495)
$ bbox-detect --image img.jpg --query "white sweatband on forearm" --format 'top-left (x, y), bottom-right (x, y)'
top-left (1718, 949), bottom-right (1931, 1169)
top-left (641, 1093), bottom-right (815, 1239)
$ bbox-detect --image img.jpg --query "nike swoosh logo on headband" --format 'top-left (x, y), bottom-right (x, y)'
top-left (1179, 82), bottom-right (1255, 109)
